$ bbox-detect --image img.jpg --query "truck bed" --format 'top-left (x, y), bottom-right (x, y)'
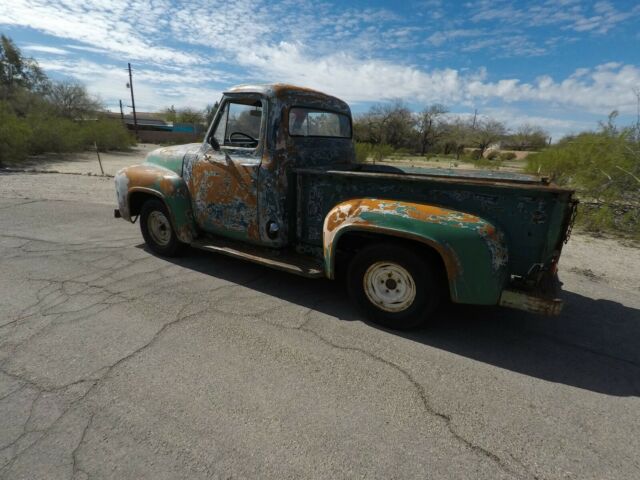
top-left (294, 164), bottom-right (575, 279)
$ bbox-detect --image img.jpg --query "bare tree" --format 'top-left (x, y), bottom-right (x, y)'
top-left (417, 104), bottom-right (448, 155)
top-left (163, 105), bottom-right (177, 122)
top-left (354, 100), bottom-right (416, 148)
top-left (441, 118), bottom-right (471, 159)
top-left (505, 123), bottom-right (549, 151)
top-left (47, 81), bottom-right (102, 119)
top-left (471, 118), bottom-right (508, 157)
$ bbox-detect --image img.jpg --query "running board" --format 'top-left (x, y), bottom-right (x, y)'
top-left (190, 237), bottom-right (325, 278)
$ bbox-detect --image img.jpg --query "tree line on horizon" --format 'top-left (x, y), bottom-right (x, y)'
top-left (0, 34), bottom-right (133, 164)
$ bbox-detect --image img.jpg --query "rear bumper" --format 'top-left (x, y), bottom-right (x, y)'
top-left (499, 289), bottom-right (563, 315)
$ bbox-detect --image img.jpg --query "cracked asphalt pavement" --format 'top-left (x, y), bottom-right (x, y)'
top-left (1, 171), bottom-right (639, 480)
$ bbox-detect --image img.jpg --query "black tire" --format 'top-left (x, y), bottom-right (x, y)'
top-left (139, 198), bottom-right (183, 257)
top-left (347, 243), bottom-right (442, 330)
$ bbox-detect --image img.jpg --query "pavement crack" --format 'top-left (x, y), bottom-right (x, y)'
top-left (71, 412), bottom-right (95, 479)
top-left (245, 308), bottom-right (528, 479)
top-left (299, 326), bottom-right (523, 477)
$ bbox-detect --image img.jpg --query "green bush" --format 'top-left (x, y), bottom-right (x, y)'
top-left (81, 119), bottom-right (135, 151)
top-left (26, 112), bottom-right (84, 154)
top-left (486, 150), bottom-right (499, 160)
top-left (371, 144), bottom-right (394, 162)
top-left (0, 105), bottom-right (32, 163)
top-left (526, 126), bottom-right (640, 237)
top-left (355, 142), bottom-right (372, 163)
top-left (355, 142), bottom-right (394, 162)
top-left (468, 149), bottom-right (482, 160)
top-left (474, 157), bottom-right (502, 169)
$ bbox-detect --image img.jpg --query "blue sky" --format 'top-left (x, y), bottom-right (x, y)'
top-left (1, 0), bottom-right (639, 139)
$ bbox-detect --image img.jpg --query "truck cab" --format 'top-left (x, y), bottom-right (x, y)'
top-left (115, 83), bottom-right (577, 330)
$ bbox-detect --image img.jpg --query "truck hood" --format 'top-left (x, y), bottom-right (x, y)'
top-left (144, 143), bottom-right (202, 176)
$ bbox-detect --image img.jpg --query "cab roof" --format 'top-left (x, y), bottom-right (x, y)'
top-left (224, 83), bottom-right (350, 114)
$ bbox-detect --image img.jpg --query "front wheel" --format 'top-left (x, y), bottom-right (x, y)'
top-left (347, 243), bottom-right (442, 330)
top-left (139, 198), bottom-right (183, 257)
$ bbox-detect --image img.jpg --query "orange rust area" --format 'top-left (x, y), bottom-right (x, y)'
top-left (190, 158), bottom-right (260, 240)
top-left (478, 223), bottom-right (497, 238)
top-left (192, 161), bottom-right (257, 207)
top-left (246, 220), bottom-right (259, 240)
top-left (159, 177), bottom-right (176, 195)
top-left (324, 199), bottom-right (473, 282)
top-left (123, 165), bottom-right (166, 188)
top-left (325, 199), bottom-right (484, 233)
top-left (124, 165), bottom-right (178, 195)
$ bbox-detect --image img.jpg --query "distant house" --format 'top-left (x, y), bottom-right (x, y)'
top-left (104, 111), bottom-right (172, 131)
top-left (104, 111), bottom-right (204, 143)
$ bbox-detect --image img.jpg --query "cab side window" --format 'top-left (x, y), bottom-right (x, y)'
top-left (212, 100), bottom-right (263, 149)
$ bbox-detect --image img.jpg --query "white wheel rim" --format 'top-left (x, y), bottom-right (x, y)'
top-left (147, 210), bottom-right (172, 246)
top-left (363, 261), bottom-right (416, 313)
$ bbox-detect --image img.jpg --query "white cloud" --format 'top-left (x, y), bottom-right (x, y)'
top-left (1, 0), bottom-right (638, 133)
top-left (23, 44), bottom-right (69, 55)
top-left (469, 0), bottom-right (640, 34)
top-left (39, 58), bottom-right (223, 112)
top-left (1, 0), bottom-right (202, 65)
top-left (232, 42), bottom-right (639, 116)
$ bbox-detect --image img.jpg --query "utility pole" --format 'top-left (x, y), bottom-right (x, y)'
top-left (633, 87), bottom-right (640, 139)
top-left (472, 108), bottom-right (478, 129)
top-left (119, 99), bottom-right (124, 121)
top-left (127, 63), bottom-right (139, 138)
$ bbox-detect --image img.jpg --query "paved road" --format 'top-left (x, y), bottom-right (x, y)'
top-left (1, 172), bottom-right (639, 480)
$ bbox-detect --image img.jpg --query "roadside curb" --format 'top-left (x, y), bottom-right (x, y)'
top-left (0, 167), bottom-right (114, 178)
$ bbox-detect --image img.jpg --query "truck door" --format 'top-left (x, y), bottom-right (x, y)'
top-left (187, 95), bottom-right (264, 243)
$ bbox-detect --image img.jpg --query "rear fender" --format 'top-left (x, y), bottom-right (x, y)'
top-left (323, 199), bottom-right (509, 305)
top-left (115, 164), bottom-right (196, 243)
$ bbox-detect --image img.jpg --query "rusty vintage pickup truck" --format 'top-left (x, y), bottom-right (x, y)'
top-left (114, 83), bottom-right (577, 329)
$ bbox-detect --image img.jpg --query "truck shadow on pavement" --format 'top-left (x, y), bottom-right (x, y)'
top-left (155, 246), bottom-right (640, 397)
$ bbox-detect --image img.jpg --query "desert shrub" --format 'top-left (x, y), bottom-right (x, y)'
top-left (355, 142), bottom-right (394, 162)
top-left (526, 123), bottom-right (640, 237)
top-left (80, 119), bottom-right (135, 151)
top-left (0, 105), bottom-right (32, 163)
top-left (468, 149), bottom-right (482, 160)
top-left (486, 150), bottom-right (499, 160)
top-left (499, 151), bottom-right (517, 161)
top-left (26, 112), bottom-right (84, 154)
top-left (474, 157), bottom-right (502, 169)
top-left (355, 142), bottom-right (372, 163)
top-left (371, 144), bottom-right (394, 162)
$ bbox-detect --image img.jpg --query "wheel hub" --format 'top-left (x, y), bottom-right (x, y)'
top-left (363, 261), bottom-right (416, 313)
top-left (147, 210), bottom-right (171, 247)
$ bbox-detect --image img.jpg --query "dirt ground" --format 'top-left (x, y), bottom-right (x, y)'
top-left (4, 145), bottom-right (532, 177)
top-left (3, 144), bottom-right (161, 176)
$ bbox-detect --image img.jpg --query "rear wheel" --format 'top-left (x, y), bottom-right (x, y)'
top-left (347, 243), bottom-right (442, 330)
top-left (140, 198), bottom-right (183, 257)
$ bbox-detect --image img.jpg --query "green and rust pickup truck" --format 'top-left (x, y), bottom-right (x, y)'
top-left (114, 83), bottom-right (577, 329)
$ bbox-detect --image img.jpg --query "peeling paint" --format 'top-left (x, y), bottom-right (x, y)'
top-left (322, 198), bottom-right (509, 304)
top-left (114, 82), bottom-right (575, 310)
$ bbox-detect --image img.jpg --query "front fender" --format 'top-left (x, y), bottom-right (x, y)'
top-left (115, 164), bottom-right (196, 243)
top-left (323, 199), bottom-right (509, 305)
